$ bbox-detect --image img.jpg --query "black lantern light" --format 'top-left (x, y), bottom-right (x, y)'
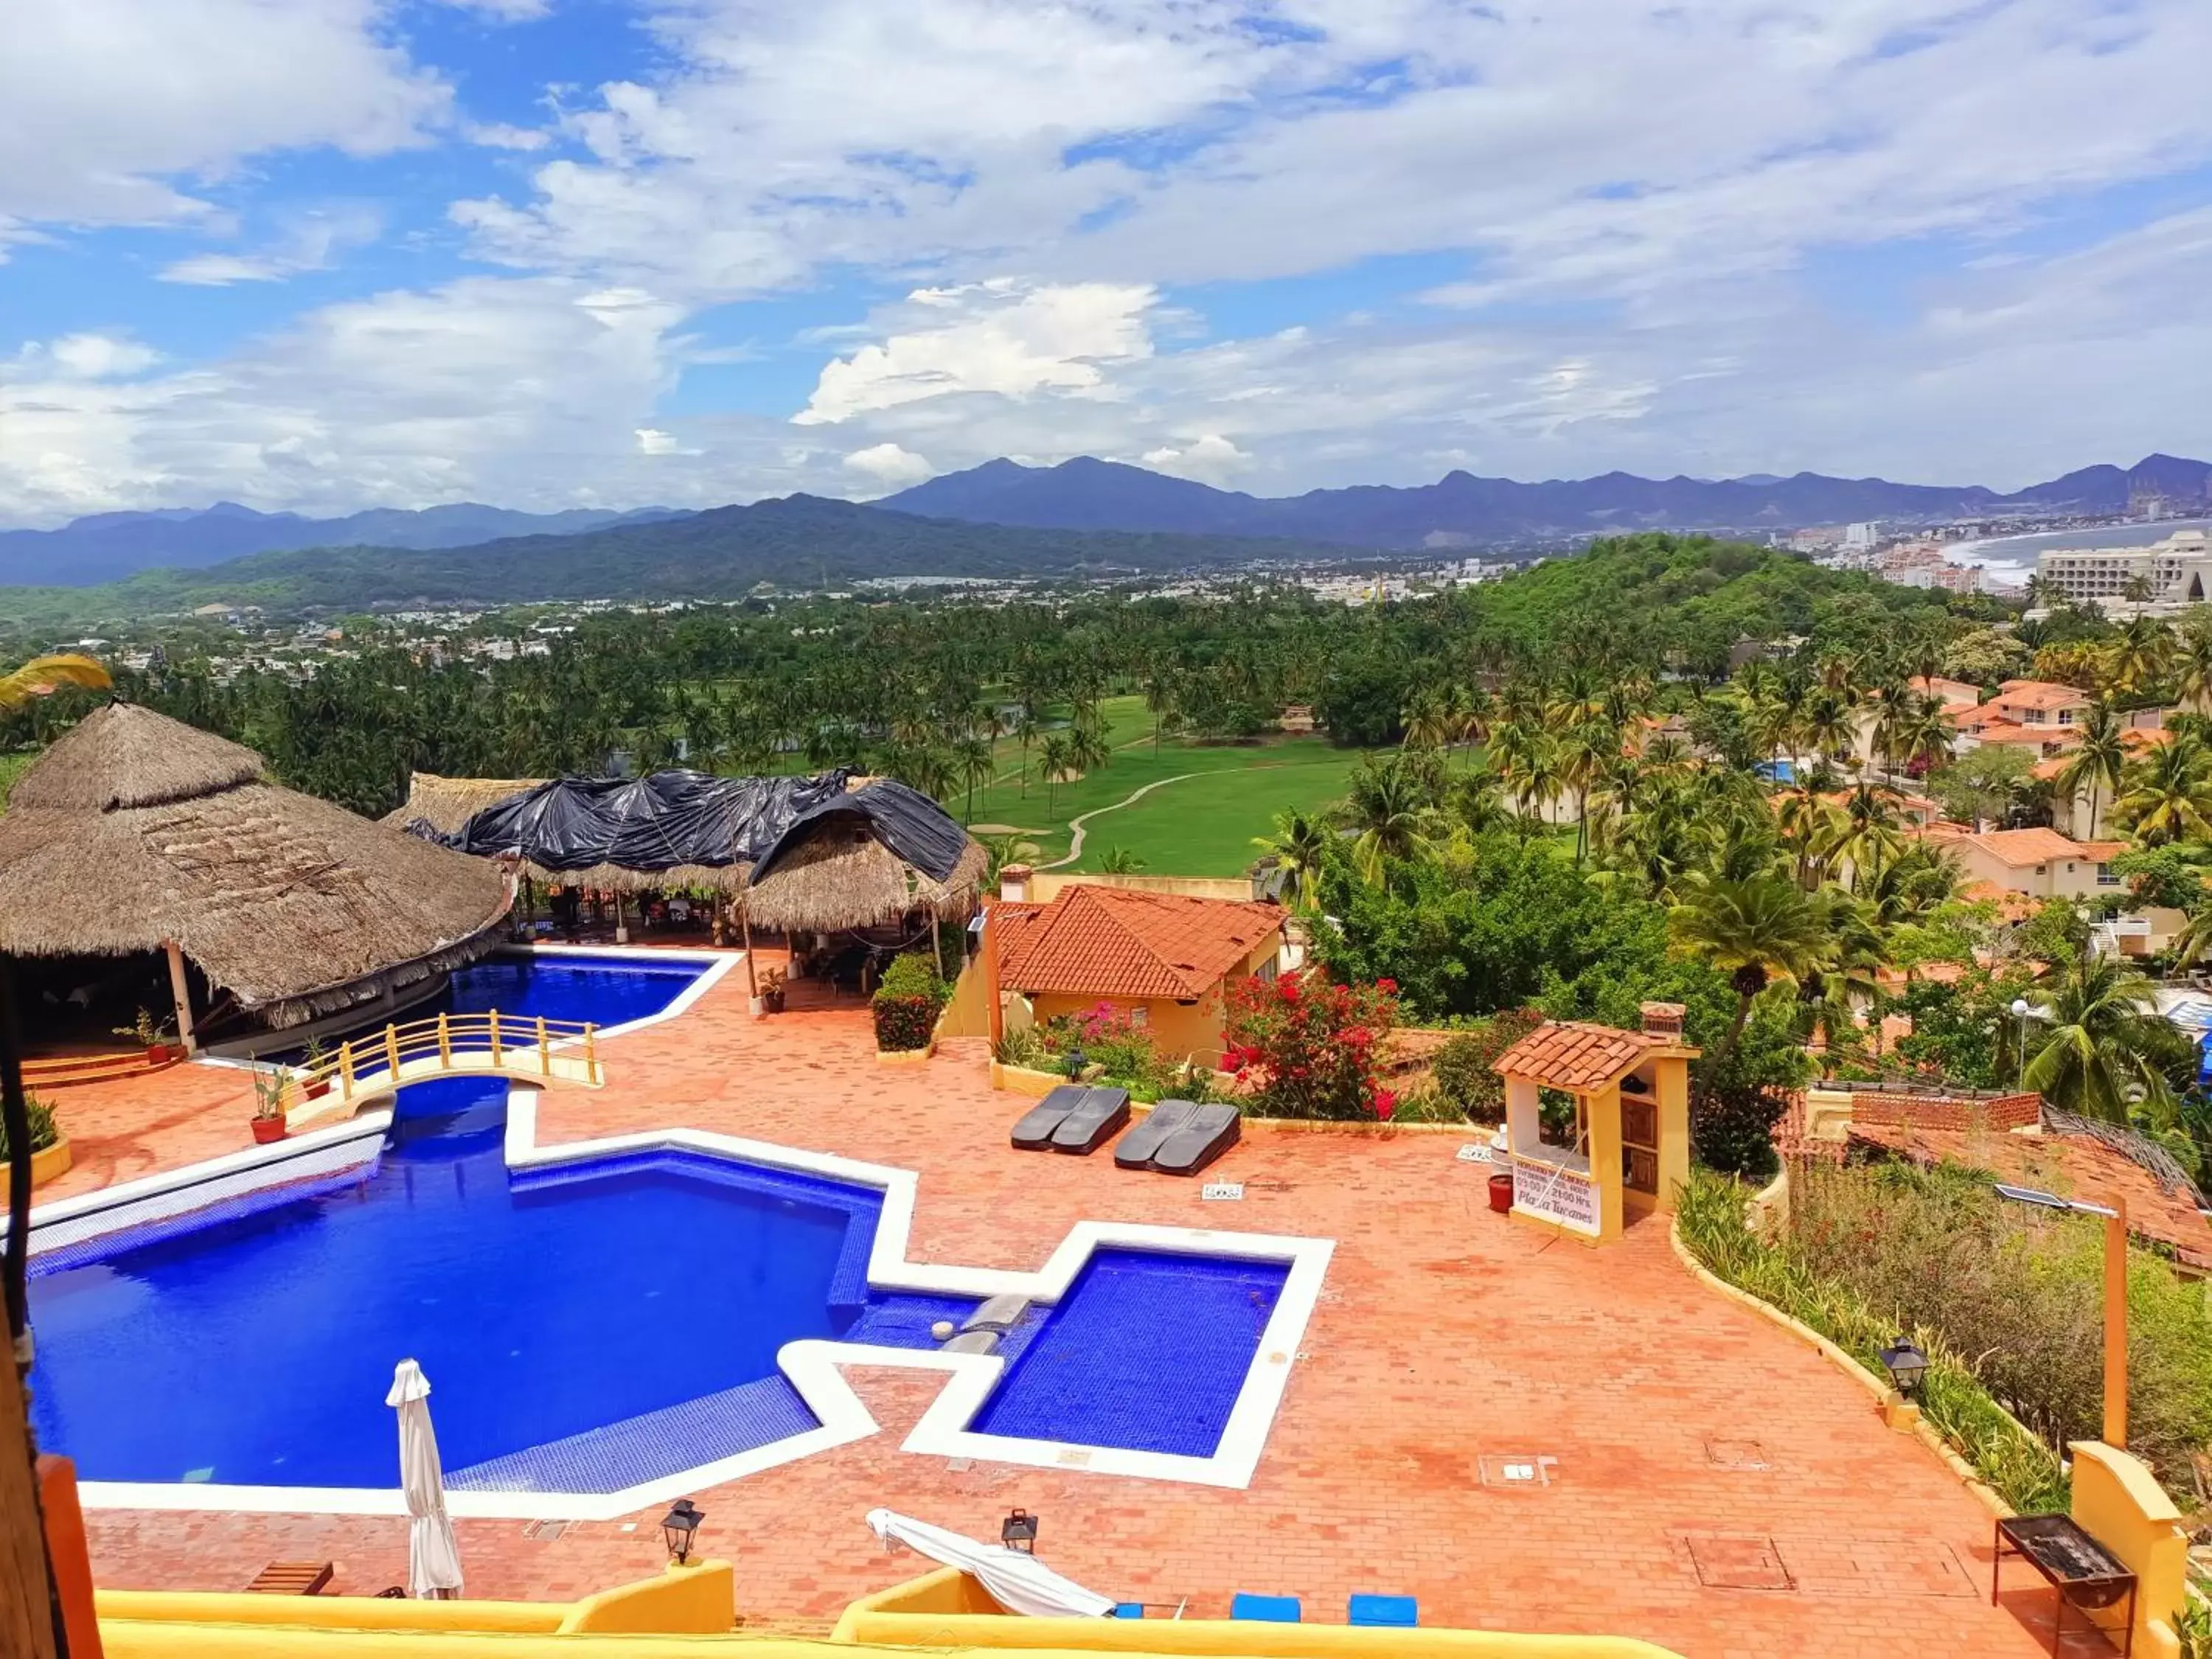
top-left (661, 1498), bottom-right (706, 1564)
top-left (1063, 1048), bottom-right (1088, 1081)
top-left (1001, 1509), bottom-right (1039, 1554)
top-left (1877, 1337), bottom-right (1928, 1399)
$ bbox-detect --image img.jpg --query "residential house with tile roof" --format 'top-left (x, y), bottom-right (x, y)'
top-left (990, 884), bottom-right (1287, 1068)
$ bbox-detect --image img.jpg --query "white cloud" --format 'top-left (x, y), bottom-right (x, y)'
top-left (0, 0), bottom-right (445, 251)
top-left (1141, 434), bottom-right (1248, 484)
top-left (633, 426), bottom-right (703, 456)
top-left (842, 442), bottom-right (934, 488)
top-left (15, 334), bottom-right (164, 381)
top-left (466, 122), bottom-right (554, 152)
top-left (159, 204), bottom-right (385, 285)
top-left (795, 279), bottom-right (1157, 424)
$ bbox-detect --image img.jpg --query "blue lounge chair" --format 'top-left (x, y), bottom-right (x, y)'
top-left (1229, 1593), bottom-right (1302, 1623)
top-left (1349, 1593), bottom-right (1419, 1627)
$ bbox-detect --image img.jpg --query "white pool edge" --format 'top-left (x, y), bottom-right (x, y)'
top-left (44, 1080), bottom-right (1332, 1520)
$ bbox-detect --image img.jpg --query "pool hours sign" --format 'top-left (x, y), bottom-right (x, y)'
top-left (1512, 1163), bottom-right (1599, 1235)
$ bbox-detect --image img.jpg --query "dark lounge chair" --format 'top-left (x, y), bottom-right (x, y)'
top-left (1149, 1102), bottom-right (1240, 1176)
top-left (1114, 1099), bottom-right (1199, 1169)
top-left (1011, 1084), bottom-right (1091, 1151)
top-left (1048, 1086), bottom-right (1133, 1154)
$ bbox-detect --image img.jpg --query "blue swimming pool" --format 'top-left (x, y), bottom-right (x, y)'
top-left (30, 948), bottom-right (1290, 1492)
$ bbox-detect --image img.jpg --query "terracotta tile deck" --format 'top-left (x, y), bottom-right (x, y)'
top-left (38, 958), bottom-right (2074, 1657)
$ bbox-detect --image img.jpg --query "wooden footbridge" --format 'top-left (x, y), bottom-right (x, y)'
top-left (279, 1011), bottom-right (604, 1129)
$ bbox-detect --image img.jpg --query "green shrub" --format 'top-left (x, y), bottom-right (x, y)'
top-left (1427, 1009), bottom-right (1542, 1124)
top-left (1676, 1167), bottom-right (2070, 1515)
top-left (1386, 1082), bottom-right (1467, 1124)
top-left (0, 1093), bottom-right (60, 1158)
top-left (872, 953), bottom-right (948, 1051)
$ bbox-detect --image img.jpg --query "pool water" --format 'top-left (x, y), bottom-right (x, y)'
top-left (29, 1091), bottom-right (866, 1486)
top-left (30, 948), bottom-right (1290, 1489)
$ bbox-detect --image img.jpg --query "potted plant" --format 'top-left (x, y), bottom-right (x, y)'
top-left (301, 1035), bottom-right (332, 1099)
top-left (113, 1007), bottom-right (178, 1065)
top-left (249, 1061), bottom-right (291, 1144)
top-left (759, 966), bottom-right (787, 1015)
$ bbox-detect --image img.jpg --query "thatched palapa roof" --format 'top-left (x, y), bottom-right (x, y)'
top-left (391, 768), bottom-right (989, 931)
top-left (0, 705), bottom-right (514, 1027)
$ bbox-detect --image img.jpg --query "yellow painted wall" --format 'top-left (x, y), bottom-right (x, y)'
top-left (1030, 874), bottom-right (1255, 903)
top-left (1026, 936), bottom-right (1279, 1071)
top-left (94, 1564), bottom-right (1687, 1659)
top-left (2067, 1441), bottom-right (2188, 1659)
top-left (939, 951), bottom-right (995, 1040)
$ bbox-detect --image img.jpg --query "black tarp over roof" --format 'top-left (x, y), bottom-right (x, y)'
top-left (416, 769), bottom-right (856, 872)
top-left (750, 779), bottom-right (969, 883)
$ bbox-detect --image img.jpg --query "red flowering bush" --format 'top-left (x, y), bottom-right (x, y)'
top-left (1223, 970), bottom-right (1399, 1121)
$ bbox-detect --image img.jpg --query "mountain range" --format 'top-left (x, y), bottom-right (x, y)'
top-left (3, 453), bottom-right (2206, 599)
top-left (883, 453), bottom-right (2212, 549)
top-left (0, 501), bottom-right (682, 587)
top-left (1, 495), bottom-right (1357, 627)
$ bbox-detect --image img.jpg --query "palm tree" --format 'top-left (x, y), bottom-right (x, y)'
top-left (2111, 615), bottom-right (2172, 696)
top-left (1340, 758), bottom-right (1443, 886)
top-left (2173, 619), bottom-right (2212, 713)
top-left (953, 734), bottom-right (995, 822)
top-left (1555, 718), bottom-right (1614, 865)
top-left (1832, 782), bottom-right (1903, 894)
top-left (2115, 731), bottom-right (2212, 845)
top-left (2053, 701), bottom-right (2127, 841)
top-left (1669, 875), bottom-right (1827, 1097)
top-left (2024, 953), bottom-right (2173, 1124)
top-left (1252, 809), bottom-right (1332, 911)
top-left (1039, 733), bottom-right (1080, 815)
top-left (1399, 691), bottom-right (1452, 751)
top-left (1096, 846), bottom-right (1146, 874)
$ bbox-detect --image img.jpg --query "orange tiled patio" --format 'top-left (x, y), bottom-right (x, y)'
top-left (39, 959), bottom-right (2067, 1658)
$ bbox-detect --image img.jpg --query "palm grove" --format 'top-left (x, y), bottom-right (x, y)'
top-left (7, 532), bottom-right (2212, 1181)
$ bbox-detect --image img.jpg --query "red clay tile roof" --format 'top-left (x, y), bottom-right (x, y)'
top-left (994, 885), bottom-right (1285, 1001)
top-left (1995, 680), bottom-right (2094, 709)
top-left (1493, 1020), bottom-right (1657, 1091)
top-left (1848, 1121), bottom-right (2212, 1270)
top-left (1969, 827), bottom-right (2090, 865)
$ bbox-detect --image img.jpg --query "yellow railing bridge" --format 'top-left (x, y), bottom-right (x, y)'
top-left (280, 1010), bottom-right (603, 1130)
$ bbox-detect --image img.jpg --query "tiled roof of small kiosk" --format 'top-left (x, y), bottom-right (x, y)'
top-left (1493, 1020), bottom-right (1660, 1092)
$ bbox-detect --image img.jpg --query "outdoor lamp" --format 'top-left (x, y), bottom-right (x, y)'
top-left (661, 1498), bottom-right (706, 1564)
top-left (1063, 1048), bottom-right (1088, 1080)
top-left (1001, 1509), bottom-right (1039, 1553)
top-left (1878, 1337), bottom-right (1929, 1399)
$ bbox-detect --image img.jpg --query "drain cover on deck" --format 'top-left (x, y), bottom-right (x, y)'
top-left (1683, 1532), bottom-right (1794, 1591)
top-left (1478, 1453), bottom-right (1557, 1488)
top-left (521, 1520), bottom-right (568, 1541)
top-left (1772, 1534), bottom-right (1975, 1599)
top-left (1703, 1437), bottom-right (1770, 1470)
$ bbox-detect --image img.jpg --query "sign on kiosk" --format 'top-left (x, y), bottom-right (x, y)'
top-left (1513, 1163), bottom-right (1599, 1235)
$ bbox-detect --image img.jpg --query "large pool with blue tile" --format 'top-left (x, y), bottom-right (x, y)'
top-left (28, 959), bottom-right (1286, 1494)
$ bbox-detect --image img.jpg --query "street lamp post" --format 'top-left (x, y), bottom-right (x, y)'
top-left (2009, 997), bottom-right (2031, 1090)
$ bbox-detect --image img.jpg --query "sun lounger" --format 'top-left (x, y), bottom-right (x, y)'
top-left (1048, 1086), bottom-right (1132, 1155)
top-left (246, 1562), bottom-right (334, 1595)
top-left (1349, 1593), bottom-right (1419, 1627)
top-left (1011, 1084), bottom-right (1091, 1151)
top-left (1114, 1099), bottom-right (1199, 1169)
top-left (1150, 1102), bottom-right (1239, 1176)
top-left (1230, 1593), bottom-right (1301, 1622)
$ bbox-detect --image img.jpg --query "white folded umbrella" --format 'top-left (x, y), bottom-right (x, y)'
top-left (865, 1508), bottom-right (1114, 1619)
top-left (387, 1359), bottom-right (465, 1600)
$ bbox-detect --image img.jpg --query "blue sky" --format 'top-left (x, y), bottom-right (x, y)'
top-left (4, 0), bottom-right (2211, 526)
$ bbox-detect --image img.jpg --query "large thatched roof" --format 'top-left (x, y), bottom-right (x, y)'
top-left (741, 822), bottom-right (989, 931)
top-left (381, 773), bottom-right (548, 836)
top-left (0, 705), bottom-right (514, 1027)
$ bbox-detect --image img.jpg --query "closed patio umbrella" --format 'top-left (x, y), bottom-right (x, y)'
top-left (864, 1508), bottom-right (1113, 1618)
top-left (386, 1359), bottom-right (465, 1599)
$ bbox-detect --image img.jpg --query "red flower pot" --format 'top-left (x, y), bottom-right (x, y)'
top-left (145, 1043), bottom-right (174, 1066)
top-left (305, 1079), bottom-right (330, 1101)
top-left (1487, 1170), bottom-right (1514, 1214)
top-left (251, 1117), bottom-right (288, 1145)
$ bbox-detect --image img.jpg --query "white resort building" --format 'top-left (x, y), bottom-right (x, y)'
top-left (2034, 529), bottom-right (2212, 615)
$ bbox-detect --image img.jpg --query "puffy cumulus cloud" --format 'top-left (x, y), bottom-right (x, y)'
top-left (842, 442), bottom-right (935, 489)
top-left (1, 0), bottom-right (446, 251)
top-left (0, 279), bottom-right (846, 526)
top-left (795, 279), bottom-right (1157, 425)
top-left (447, 0), bottom-right (2212, 310)
top-left (1141, 434), bottom-right (1248, 485)
top-left (14, 334), bottom-right (163, 381)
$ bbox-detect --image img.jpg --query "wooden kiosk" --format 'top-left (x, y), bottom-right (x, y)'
top-left (1492, 1002), bottom-right (1699, 1245)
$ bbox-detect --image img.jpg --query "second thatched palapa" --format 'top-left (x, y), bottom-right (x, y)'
top-left (0, 704), bottom-right (514, 1034)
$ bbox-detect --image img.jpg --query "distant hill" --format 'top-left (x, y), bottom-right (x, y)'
top-left (0, 495), bottom-right (1374, 625)
top-left (0, 501), bottom-right (689, 586)
top-left (885, 453), bottom-right (2212, 549)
